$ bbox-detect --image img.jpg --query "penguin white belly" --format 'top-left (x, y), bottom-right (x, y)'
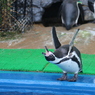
top-left (57, 59), bottom-right (79, 73)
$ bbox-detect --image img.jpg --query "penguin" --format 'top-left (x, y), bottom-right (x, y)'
top-left (88, 0), bottom-right (95, 13)
top-left (42, 27), bottom-right (82, 82)
top-left (60, 0), bottom-right (84, 30)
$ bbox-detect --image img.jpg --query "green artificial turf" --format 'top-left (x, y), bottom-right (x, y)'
top-left (0, 49), bottom-right (95, 74)
top-left (0, 49), bottom-right (48, 71)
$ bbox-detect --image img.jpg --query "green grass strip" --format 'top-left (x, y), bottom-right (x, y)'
top-left (0, 49), bottom-right (95, 74)
top-left (0, 49), bottom-right (48, 71)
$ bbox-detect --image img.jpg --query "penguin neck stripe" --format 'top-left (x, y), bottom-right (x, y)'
top-left (71, 55), bottom-right (81, 70)
top-left (56, 57), bottom-right (70, 64)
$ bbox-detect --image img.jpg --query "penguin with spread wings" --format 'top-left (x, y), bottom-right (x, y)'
top-left (42, 27), bottom-right (82, 82)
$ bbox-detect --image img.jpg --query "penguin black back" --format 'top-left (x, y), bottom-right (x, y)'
top-left (53, 44), bottom-right (81, 59)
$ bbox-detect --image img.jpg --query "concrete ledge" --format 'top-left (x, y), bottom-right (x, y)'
top-left (0, 71), bottom-right (95, 95)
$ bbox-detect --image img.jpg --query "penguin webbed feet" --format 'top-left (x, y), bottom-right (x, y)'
top-left (57, 73), bottom-right (78, 82)
top-left (57, 77), bottom-right (67, 81)
top-left (67, 73), bottom-right (78, 82)
top-left (57, 73), bottom-right (67, 81)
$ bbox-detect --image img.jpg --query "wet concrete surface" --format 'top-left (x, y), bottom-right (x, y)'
top-left (0, 23), bottom-right (95, 54)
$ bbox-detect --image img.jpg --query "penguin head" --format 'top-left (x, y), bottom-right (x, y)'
top-left (42, 45), bottom-right (71, 64)
top-left (61, 0), bottom-right (82, 30)
top-left (65, 24), bottom-right (72, 30)
top-left (42, 46), bottom-right (55, 61)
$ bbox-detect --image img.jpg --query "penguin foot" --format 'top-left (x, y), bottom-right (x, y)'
top-left (57, 73), bottom-right (67, 81)
top-left (67, 74), bottom-right (78, 82)
top-left (57, 77), bottom-right (67, 81)
top-left (67, 78), bottom-right (77, 82)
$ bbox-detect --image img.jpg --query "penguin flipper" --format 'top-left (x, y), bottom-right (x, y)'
top-left (68, 29), bottom-right (80, 55)
top-left (69, 29), bottom-right (80, 47)
top-left (51, 27), bottom-right (61, 49)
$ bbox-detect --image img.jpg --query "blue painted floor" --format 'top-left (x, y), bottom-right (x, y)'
top-left (0, 71), bottom-right (95, 95)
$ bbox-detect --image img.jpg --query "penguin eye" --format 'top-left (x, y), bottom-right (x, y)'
top-left (49, 54), bottom-right (54, 58)
top-left (45, 54), bottom-right (55, 61)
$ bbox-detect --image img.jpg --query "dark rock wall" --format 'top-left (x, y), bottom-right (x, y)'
top-left (12, 0), bottom-right (94, 24)
top-left (32, 0), bottom-right (63, 22)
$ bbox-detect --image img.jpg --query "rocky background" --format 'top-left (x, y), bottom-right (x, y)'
top-left (12, 0), bottom-right (94, 24)
top-left (0, 0), bottom-right (95, 54)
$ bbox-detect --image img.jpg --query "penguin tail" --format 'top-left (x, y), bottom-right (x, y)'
top-left (51, 26), bottom-right (61, 49)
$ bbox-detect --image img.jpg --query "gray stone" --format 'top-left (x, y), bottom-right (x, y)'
top-left (32, 0), bottom-right (42, 8)
top-left (41, 0), bottom-right (53, 8)
top-left (33, 6), bottom-right (44, 22)
top-left (80, 0), bottom-right (88, 5)
top-left (80, 0), bottom-right (95, 20)
top-left (32, 0), bottom-right (63, 22)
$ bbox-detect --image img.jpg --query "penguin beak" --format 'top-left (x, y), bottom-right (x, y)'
top-left (44, 46), bottom-right (49, 52)
top-left (42, 46), bottom-right (49, 56)
top-left (42, 46), bottom-right (52, 56)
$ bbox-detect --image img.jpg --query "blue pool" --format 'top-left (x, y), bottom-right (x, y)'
top-left (0, 71), bottom-right (95, 95)
top-left (0, 92), bottom-right (55, 95)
